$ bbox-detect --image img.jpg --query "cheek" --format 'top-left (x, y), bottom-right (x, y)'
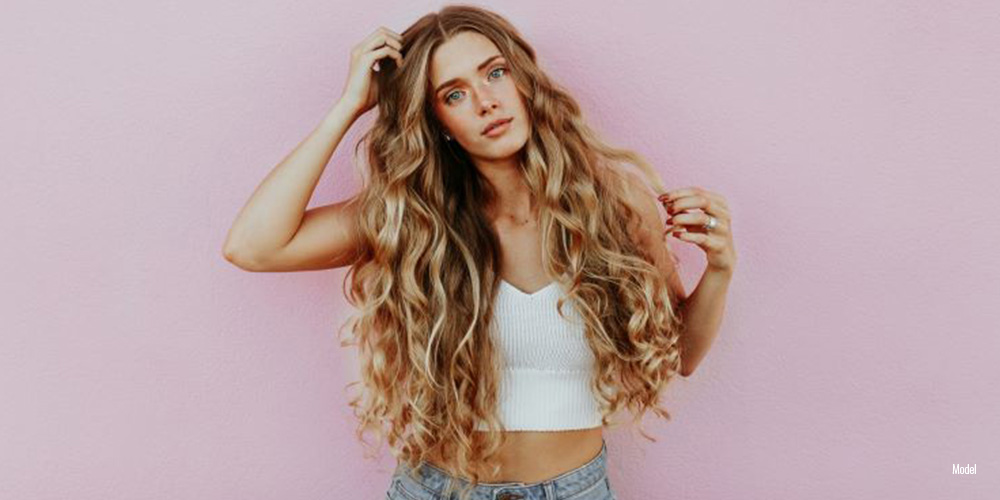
top-left (436, 107), bottom-right (464, 133)
top-left (505, 86), bottom-right (528, 115)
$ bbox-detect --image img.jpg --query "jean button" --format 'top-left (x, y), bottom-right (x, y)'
top-left (497, 493), bottom-right (523, 500)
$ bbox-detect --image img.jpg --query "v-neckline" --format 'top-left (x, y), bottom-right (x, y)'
top-left (500, 278), bottom-right (558, 297)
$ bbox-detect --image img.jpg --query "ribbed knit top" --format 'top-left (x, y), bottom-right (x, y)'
top-left (474, 278), bottom-right (603, 432)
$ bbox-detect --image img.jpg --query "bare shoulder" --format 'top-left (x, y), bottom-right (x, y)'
top-left (616, 168), bottom-right (662, 246)
top-left (618, 169), bottom-right (687, 302)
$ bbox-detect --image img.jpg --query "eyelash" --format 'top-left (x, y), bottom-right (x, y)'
top-left (444, 66), bottom-right (507, 104)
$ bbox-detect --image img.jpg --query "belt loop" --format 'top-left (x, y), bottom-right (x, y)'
top-left (443, 476), bottom-right (453, 499)
top-left (543, 481), bottom-right (556, 499)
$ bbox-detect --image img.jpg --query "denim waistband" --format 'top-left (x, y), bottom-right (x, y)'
top-left (393, 438), bottom-right (609, 500)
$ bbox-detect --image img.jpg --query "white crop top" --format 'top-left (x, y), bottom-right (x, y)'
top-left (474, 279), bottom-right (604, 432)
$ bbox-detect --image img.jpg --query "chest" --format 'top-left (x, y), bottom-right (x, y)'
top-left (493, 220), bottom-right (551, 294)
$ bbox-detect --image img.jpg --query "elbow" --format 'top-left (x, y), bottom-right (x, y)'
top-left (222, 245), bottom-right (262, 272)
top-left (222, 244), bottom-right (237, 263)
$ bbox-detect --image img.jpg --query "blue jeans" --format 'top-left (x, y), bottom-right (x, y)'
top-left (386, 439), bottom-right (617, 500)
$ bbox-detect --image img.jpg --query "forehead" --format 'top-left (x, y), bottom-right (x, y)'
top-left (429, 31), bottom-right (502, 86)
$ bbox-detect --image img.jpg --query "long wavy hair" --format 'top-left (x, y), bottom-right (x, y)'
top-left (337, 5), bottom-right (684, 499)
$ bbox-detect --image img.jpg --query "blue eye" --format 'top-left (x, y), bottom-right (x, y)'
top-left (444, 66), bottom-right (508, 105)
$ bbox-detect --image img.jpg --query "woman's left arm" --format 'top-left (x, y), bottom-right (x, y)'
top-left (659, 186), bottom-right (737, 377)
top-left (674, 265), bottom-right (733, 376)
top-left (622, 172), bottom-right (737, 377)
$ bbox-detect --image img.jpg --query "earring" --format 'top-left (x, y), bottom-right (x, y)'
top-left (444, 132), bottom-right (452, 141)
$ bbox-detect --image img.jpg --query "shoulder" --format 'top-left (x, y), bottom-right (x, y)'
top-left (617, 169), bottom-right (662, 242)
top-left (617, 169), bottom-right (687, 302)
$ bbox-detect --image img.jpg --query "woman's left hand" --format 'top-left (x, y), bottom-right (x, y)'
top-left (658, 187), bottom-right (737, 274)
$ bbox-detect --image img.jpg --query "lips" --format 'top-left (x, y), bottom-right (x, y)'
top-left (482, 117), bottom-right (512, 135)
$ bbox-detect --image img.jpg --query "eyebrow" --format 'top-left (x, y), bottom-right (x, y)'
top-left (433, 54), bottom-right (505, 97)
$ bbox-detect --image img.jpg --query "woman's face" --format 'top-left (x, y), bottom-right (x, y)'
top-left (429, 31), bottom-right (530, 162)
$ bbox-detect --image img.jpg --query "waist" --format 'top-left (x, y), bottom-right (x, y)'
top-left (426, 428), bottom-right (605, 484)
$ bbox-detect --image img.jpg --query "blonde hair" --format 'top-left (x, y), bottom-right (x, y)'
top-left (338, 5), bottom-right (684, 499)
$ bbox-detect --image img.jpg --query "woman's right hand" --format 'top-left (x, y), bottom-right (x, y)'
top-left (339, 27), bottom-right (404, 117)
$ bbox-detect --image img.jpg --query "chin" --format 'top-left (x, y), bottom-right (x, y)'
top-left (486, 141), bottom-right (527, 159)
top-left (489, 128), bottom-right (529, 153)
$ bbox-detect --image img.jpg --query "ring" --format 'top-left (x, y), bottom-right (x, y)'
top-left (703, 216), bottom-right (718, 232)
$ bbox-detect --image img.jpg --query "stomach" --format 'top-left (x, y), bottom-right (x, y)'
top-left (424, 427), bottom-right (605, 484)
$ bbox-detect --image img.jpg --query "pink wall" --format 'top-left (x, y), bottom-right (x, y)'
top-left (2, 0), bottom-right (998, 498)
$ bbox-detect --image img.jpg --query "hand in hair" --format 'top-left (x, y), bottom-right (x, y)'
top-left (339, 26), bottom-right (405, 117)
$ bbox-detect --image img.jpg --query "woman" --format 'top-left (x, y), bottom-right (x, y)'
top-left (223, 5), bottom-right (736, 500)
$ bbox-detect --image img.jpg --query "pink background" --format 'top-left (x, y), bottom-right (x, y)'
top-left (2, 0), bottom-right (998, 498)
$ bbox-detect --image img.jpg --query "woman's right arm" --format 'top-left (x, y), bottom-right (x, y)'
top-left (222, 27), bottom-right (403, 272)
top-left (221, 101), bottom-right (362, 272)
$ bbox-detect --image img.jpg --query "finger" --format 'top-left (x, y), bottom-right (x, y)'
top-left (357, 30), bottom-right (385, 54)
top-left (366, 45), bottom-right (404, 69)
top-left (691, 189), bottom-right (728, 210)
top-left (673, 230), bottom-right (711, 245)
top-left (667, 227), bottom-right (689, 239)
top-left (378, 26), bottom-right (404, 43)
top-left (658, 188), bottom-right (695, 203)
top-left (660, 190), bottom-right (706, 208)
top-left (663, 196), bottom-right (730, 221)
top-left (361, 31), bottom-right (402, 57)
top-left (700, 192), bottom-right (728, 210)
top-left (378, 34), bottom-right (403, 52)
top-left (659, 187), bottom-right (728, 209)
top-left (361, 35), bottom-right (403, 56)
top-left (672, 230), bottom-right (726, 253)
top-left (665, 218), bottom-right (696, 235)
top-left (664, 213), bottom-right (728, 235)
top-left (663, 197), bottom-right (729, 219)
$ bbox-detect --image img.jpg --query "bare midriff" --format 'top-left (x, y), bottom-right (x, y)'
top-left (424, 427), bottom-right (604, 484)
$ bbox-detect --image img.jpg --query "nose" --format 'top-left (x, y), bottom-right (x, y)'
top-left (476, 88), bottom-right (500, 114)
top-left (478, 98), bottom-right (499, 115)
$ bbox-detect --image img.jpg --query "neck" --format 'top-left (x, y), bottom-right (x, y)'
top-left (475, 157), bottom-right (535, 224)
